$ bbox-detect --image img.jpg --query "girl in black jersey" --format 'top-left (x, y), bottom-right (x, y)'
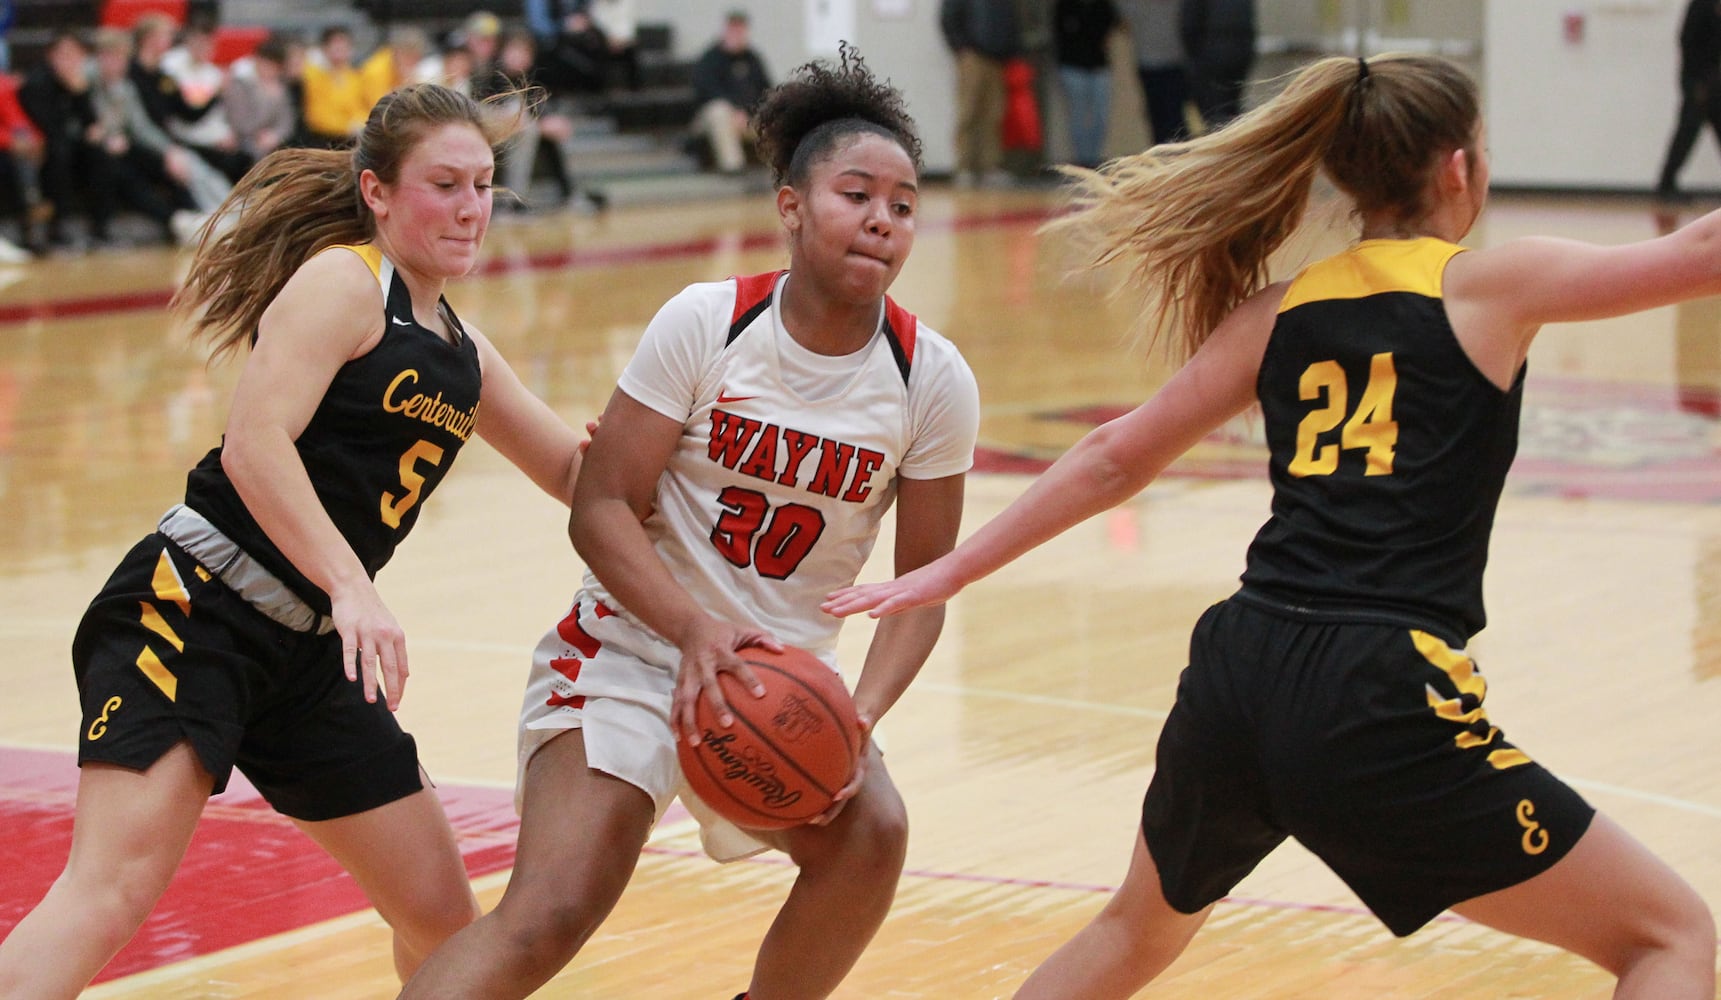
top-left (827, 54), bottom-right (1721, 998)
top-left (0, 84), bottom-right (590, 998)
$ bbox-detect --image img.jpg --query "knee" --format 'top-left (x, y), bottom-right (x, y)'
top-left (391, 881), bottom-right (480, 954)
top-left (490, 887), bottom-right (612, 965)
top-left (1615, 882), bottom-right (1717, 979)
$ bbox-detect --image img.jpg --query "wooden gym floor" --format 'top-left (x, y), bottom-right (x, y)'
top-left (3, 185), bottom-right (1720, 998)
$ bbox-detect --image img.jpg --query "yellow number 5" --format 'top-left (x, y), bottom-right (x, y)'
top-left (1288, 352), bottom-right (1399, 478)
top-left (381, 440), bottom-right (446, 528)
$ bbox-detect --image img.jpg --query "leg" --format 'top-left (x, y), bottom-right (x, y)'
top-left (1453, 813), bottom-right (1715, 1000)
top-left (1015, 829), bottom-right (1210, 1000)
top-left (293, 778), bottom-right (480, 982)
top-left (699, 99), bottom-right (746, 173)
top-left (397, 730), bottom-right (656, 999)
top-left (0, 745), bottom-right (212, 1000)
top-left (746, 746), bottom-right (909, 1000)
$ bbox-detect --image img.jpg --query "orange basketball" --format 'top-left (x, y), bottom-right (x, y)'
top-left (676, 644), bottom-right (862, 830)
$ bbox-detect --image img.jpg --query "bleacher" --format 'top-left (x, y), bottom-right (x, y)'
top-left (10, 0), bottom-right (756, 210)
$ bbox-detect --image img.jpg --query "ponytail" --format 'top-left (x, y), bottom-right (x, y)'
top-left (1046, 53), bottom-right (1479, 362)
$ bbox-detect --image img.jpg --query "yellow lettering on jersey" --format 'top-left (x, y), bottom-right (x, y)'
top-left (1342, 353), bottom-right (1399, 475)
top-left (381, 439), bottom-right (446, 528)
top-left (136, 647), bottom-right (178, 701)
top-left (1516, 799), bottom-right (1549, 854)
top-left (1288, 361), bottom-right (1345, 477)
top-left (87, 696), bottom-right (122, 741)
top-left (139, 601), bottom-right (185, 653)
top-left (151, 550), bottom-right (191, 615)
top-left (1288, 353), bottom-right (1399, 477)
top-left (383, 369), bottom-right (479, 442)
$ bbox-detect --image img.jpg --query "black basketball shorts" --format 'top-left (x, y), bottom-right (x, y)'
top-left (1141, 595), bottom-right (1595, 937)
top-left (71, 534), bottom-right (423, 821)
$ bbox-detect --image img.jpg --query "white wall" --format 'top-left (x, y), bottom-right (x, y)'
top-left (634, 0), bottom-right (957, 174)
top-left (1486, 0), bottom-right (1712, 190)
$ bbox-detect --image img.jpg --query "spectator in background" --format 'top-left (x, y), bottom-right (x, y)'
top-left (19, 31), bottom-right (107, 249)
top-left (223, 34), bottom-right (298, 161)
top-left (530, 3), bottom-right (611, 100)
top-left (88, 26), bottom-right (216, 245)
top-left (1657, 0), bottom-right (1721, 200)
top-left (0, 67), bottom-right (40, 259)
top-left (161, 16), bottom-right (252, 181)
top-left (587, 0), bottom-right (640, 90)
top-left (360, 25), bottom-right (430, 109)
top-left (1053, 0), bottom-right (1120, 168)
top-left (460, 11), bottom-right (504, 91)
top-left (300, 25), bottom-right (368, 146)
top-left (1120, 0), bottom-right (1189, 145)
top-left (689, 9), bottom-right (770, 175)
top-left (131, 14), bottom-right (242, 179)
top-left (1179, 0), bottom-right (1254, 129)
top-left (940, 0), bottom-right (1022, 187)
top-left (481, 28), bottom-right (588, 212)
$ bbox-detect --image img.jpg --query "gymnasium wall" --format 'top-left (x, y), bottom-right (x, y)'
top-left (631, 1), bottom-right (1704, 191)
top-left (1485, 0), bottom-right (1706, 191)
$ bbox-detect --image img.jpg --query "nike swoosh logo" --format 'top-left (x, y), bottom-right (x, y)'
top-left (715, 392), bottom-right (758, 404)
top-left (391, 316), bottom-right (413, 326)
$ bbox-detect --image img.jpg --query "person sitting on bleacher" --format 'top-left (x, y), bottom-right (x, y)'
top-left (221, 32), bottom-right (296, 162)
top-left (159, 14), bottom-right (251, 181)
top-left (525, 0), bottom-right (610, 102)
top-left (689, 8), bottom-right (769, 174)
top-left (0, 66), bottom-right (41, 260)
top-left (129, 14), bottom-right (241, 182)
top-left (299, 24), bottom-right (367, 147)
top-left (19, 31), bottom-right (111, 250)
top-left (359, 25), bottom-right (428, 110)
top-left (89, 26), bottom-right (220, 245)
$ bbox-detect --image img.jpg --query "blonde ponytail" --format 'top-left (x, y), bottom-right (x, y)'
top-left (1046, 53), bottom-right (1479, 362)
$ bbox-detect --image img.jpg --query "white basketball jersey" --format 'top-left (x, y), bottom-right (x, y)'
top-left (585, 271), bottom-right (979, 657)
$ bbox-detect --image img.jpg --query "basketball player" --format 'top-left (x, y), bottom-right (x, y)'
top-left (399, 47), bottom-right (980, 1000)
top-left (0, 84), bottom-right (592, 999)
top-left (825, 54), bottom-right (1718, 999)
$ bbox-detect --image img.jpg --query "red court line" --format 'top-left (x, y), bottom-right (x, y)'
top-left (0, 208), bottom-right (1052, 328)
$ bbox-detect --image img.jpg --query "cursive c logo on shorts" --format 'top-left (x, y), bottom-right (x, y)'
top-left (1515, 798), bottom-right (1549, 856)
top-left (87, 696), bottom-right (123, 742)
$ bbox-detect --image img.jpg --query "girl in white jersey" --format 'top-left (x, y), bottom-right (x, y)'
top-left (399, 45), bottom-right (980, 1000)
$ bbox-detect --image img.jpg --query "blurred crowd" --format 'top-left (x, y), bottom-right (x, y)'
top-left (0, 4), bottom-right (643, 260)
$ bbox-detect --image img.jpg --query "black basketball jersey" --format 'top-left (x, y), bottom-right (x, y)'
top-left (1238, 237), bottom-right (1524, 642)
top-left (184, 244), bottom-right (483, 614)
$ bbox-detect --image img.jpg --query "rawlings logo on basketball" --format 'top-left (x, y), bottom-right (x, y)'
top-left (772, 693), bottom-right (825, 743)
top-left (701, 731), bottom-right (803, 807)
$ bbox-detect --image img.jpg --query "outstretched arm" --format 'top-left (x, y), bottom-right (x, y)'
top-left (823, 285), bottom-right (1279, 620)
top-left (467, 324), bottom-right (593, 506)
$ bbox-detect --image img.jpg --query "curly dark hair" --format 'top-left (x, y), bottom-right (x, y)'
top-left (752, 42), bottom-right (922, 188)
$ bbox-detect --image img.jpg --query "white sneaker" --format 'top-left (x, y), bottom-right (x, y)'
top-left (0, 234), bottom-right (30, 263)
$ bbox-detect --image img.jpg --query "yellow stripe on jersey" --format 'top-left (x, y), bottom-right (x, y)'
top-left (151, 549), bottom-right (191, 615)
top-left (136, 646), bottom-right (178, 701)
top-left (327, 242), bottom-right (385, 283)
top-left (139, 601), bottom-right (185, 653)
top-left (1277, 237), bottom-right (1467, 314)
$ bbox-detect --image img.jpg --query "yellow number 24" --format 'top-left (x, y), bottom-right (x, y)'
top-left (1287, 352), bottom-right (1399, 478)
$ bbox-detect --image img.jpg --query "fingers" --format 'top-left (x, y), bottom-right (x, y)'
top-left (339, 629), bottom-right (408, 709)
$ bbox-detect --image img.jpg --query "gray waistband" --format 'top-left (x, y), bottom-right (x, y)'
top-left (157, 504), bottom-right (336, 635)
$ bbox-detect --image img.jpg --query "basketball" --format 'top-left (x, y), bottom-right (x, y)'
top-left (676, 645), bottom-right (862, 830)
